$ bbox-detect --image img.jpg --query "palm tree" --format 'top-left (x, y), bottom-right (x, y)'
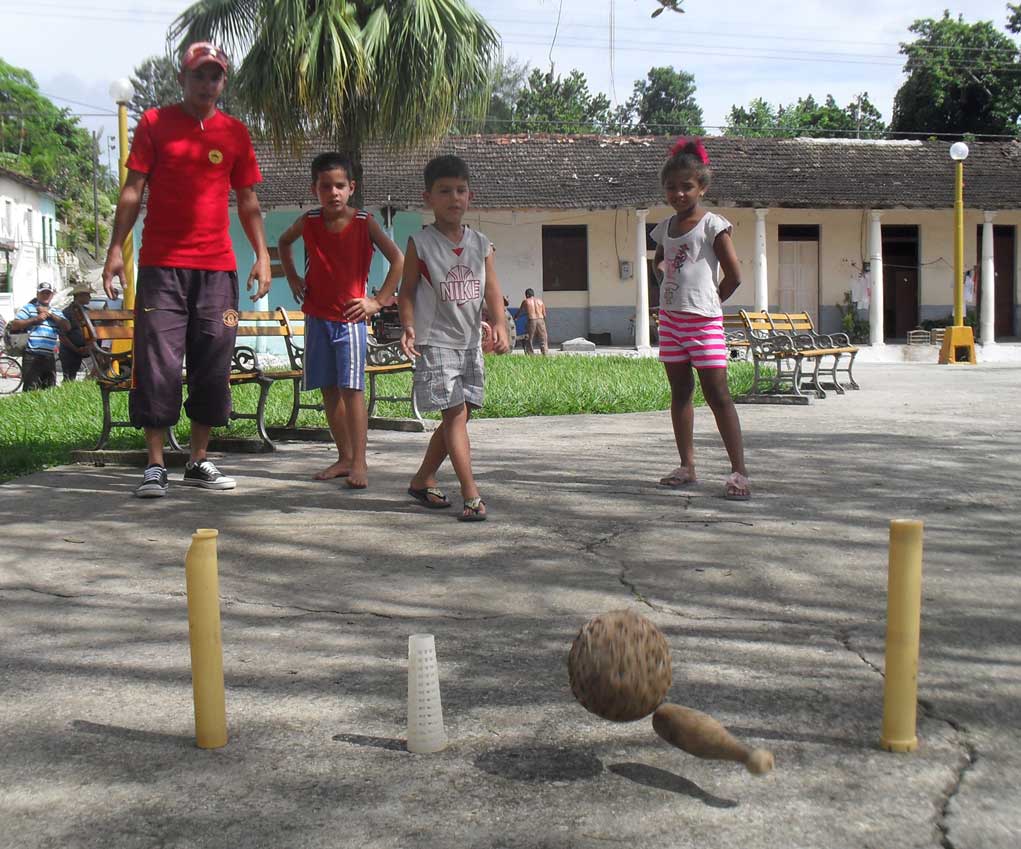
top-left (169, 0), bottom-right (499, 153)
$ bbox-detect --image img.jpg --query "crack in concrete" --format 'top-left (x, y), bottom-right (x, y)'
top-left (618, 570), bottom-right (659, 610)
top-left (0, 584), bottom-right (80, 599)
top-left (918, 698), bottom-right (979, 849)
top-left (837, 629), bottom-right (883, 675)
top-left (221, 595), bottom-right (510, 621)
top-left (617, 570), bottom-right (816, 626)
top-left (0, 585), bottom-right (507, 622)
top-left (836, 633), bottom-right (980, 849)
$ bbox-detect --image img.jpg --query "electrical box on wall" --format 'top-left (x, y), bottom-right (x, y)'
top-left (619, 259), bottom-right (633, 279)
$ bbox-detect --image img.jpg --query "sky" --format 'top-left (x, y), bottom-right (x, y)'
top-left (1, 0), bottom-right (1015, 150)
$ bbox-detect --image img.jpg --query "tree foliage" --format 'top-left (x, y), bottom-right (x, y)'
top-left (169, 0), bottom-right (499, 152)
top-left (0, 59), bottom-right (115, 252)
top-left (890, 12), bottom-right (1021, 137)
top-left (129, 56), bottom-right (181, 122)
top-left (614, 66), bottom-right (703, 134)
top-left (478, 54), bottom-right (530, 133)
top-left (512, 68), bottom-right (611, 133)
top-left (724, 93), bottom-right (886, 138)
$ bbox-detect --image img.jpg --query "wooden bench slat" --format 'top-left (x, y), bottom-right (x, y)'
top-left (738, 309), bottom-right (861, 399)
top-left (80, 303), bottom-right (420, 451)
top-left (234, 326), bottom-right (293, 336)
top-left (89, 327), bottom-right (135, 340)
top-left (86, 309), bottom-right (135, 320)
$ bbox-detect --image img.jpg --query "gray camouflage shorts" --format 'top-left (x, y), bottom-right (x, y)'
top-left (413, 345), bottom-right (485, 412)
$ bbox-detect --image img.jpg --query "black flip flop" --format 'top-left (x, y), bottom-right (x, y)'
top-left (408, 486), bottom-right (451, 509)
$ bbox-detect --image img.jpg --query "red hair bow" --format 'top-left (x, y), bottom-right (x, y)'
top-left (669, 137), bottom-right (710, 165)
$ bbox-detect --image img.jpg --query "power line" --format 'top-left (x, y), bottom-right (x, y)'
top-left (483, 14), bottom-right (1021, 55)
top-left (456, 116), bottom-right (1019, 139)
top-left (3, 7), bottom-right (176, 24)
top-left (7, 1), bottom-right (1020, 58)
top-left (493, 22), bottom-right (1019, 65)
top-left (498, 33), bottom-right (1021, 72)
top-left (548, 0), bottom-right (565, 69)
top-left (39, 93), bottom-right (116, 113)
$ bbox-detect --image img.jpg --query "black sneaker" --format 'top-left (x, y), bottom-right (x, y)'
top-left (182, 459), bottom-right (236, 491)
top-left (135, 464), bottom-right (168, 498)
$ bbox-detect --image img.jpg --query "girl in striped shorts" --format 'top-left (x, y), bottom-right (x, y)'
top-left (649, 138), bottom-right (751, 500)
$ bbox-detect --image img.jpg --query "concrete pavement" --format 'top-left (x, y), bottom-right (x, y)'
top-left (1, 362), bottom-right (1019, 849)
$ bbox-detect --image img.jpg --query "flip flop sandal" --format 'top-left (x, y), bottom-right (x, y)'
top-left (724, 472), bottom-right (751, 501)
top-left (458, 496), bottom-right (487, 522)
top-left (408, 486), bottom-right (451, 509)
top-left (659, 466), bottom-right (696, 488)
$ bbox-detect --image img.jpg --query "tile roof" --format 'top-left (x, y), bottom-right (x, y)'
top-left (0, 166), bottom-right (56, 197)
top-left (251, 135), bottom-right (1021, 212)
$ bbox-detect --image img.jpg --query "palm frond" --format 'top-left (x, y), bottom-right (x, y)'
top-left (170, 0), bottom-right (499, 152)
top-left (167, 0), bottom-right (261, 59)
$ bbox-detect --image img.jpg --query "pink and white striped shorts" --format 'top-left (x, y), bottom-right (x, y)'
top-left (658, 310), bottom-right (728, 369)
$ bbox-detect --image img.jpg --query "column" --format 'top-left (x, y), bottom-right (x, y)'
top-left (869, 210), bottom-right (884, 346)
top-left (754, 209), bottom-right (768, 311)
top-left (980, 212), bottom-right (996, 346)
top-left (635, 208), bottom-right (651, 353)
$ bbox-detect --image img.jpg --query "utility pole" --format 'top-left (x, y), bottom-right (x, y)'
top-left (92, 131), bottom-right (100, 260)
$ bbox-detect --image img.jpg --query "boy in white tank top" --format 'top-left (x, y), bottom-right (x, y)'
top-left (399, 155), bottom-right (510, 521)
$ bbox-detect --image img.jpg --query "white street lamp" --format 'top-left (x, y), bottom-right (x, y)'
top-left (949, 142), bottom-right (969, 162)
top-left (108, 78), bottom-right (135, 105)
top-left (939, 141), bottom-right (975, 364)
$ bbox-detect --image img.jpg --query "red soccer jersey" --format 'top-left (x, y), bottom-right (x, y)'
top-left (301, 209), bottom-right (375, 322)
top-left (127, 105), bottom-right (262, 271)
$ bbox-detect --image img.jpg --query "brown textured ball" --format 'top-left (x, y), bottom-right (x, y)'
top-left (567, 609), bottom-right (672, 722)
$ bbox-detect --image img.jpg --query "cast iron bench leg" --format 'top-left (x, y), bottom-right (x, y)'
top-left (367, 371), bottom-right (378, 418)
top-left (96, 386), bottom-right (114, 450)
top-left (167, 425), bottom-right (186, 453)
top-left (410, 372), bottom-right (423, 424)
top-left (829, 353), bottom-right (846, 395)
top-left (845, 352), bottom-right (861, 390)
top-left (286, 377), bottom-right (301, 428)
top-left (255, 377), bottom-right (275, 451)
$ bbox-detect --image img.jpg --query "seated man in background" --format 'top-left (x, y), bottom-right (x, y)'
top-left (8, 281), bottom-right (71, 390)
top-left (59, 278), bottom-right (94, 382)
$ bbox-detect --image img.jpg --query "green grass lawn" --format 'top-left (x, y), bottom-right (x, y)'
top-left (0, 355), bottom-right (755, 482)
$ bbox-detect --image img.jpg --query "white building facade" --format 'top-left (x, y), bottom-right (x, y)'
top-left (0, 168), bottom-right (62, 321)
top-left (226, 135), bottom-right (1021, 349)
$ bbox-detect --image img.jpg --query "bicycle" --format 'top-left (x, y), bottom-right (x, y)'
top-left (0, 354), bottom-right (23, 394)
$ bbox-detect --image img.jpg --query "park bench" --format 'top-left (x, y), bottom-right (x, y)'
top-left (77, 307), bottom-right (418, 452)
top-left (739, 310), bottom-right (860, 399)
top-left (633, 312), bottom-right (747, 358)
top-left (722, 314), bottom-right (750, 360)
top-left (272, 309), bottom-right (420, 430)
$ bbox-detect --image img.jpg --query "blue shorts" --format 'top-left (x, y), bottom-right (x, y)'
top-left (302, 316), bottom-right (367, 391)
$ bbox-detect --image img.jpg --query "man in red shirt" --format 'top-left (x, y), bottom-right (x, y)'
top-left (103, 42), bottom-right (271, 498)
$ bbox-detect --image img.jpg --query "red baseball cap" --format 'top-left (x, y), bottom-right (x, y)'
top-left (181, 42), bottom-right (230, 73)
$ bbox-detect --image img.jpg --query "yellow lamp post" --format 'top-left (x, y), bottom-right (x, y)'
top-left (108, 78), bottom-right (136, 312)
top-left (938, 142), bottom-right (976, 364)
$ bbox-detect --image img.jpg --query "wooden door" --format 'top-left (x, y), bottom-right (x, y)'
top-left (893, 267), bottom-right (919, 338)
top-left (778, 240), bottom-right (819, 323)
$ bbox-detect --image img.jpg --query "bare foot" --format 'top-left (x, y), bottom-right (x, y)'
top-left (346, 467), bottom-right (368, 489)
top-left (313, 460), bottom-right (351, 481)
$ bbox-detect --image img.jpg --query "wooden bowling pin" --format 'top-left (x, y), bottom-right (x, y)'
top-left (652, 703), bottom-right (774, 775)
